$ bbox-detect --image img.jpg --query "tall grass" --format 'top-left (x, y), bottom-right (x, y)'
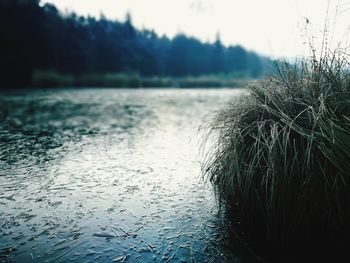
top-left (203, 50), bottom-right (350, 258)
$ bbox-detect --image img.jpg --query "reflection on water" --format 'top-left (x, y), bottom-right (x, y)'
top-left (0, 88), bottom-right (245, 262)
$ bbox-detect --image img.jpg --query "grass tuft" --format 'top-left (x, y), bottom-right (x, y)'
top-left (203, 50), bottom-right (350, 259)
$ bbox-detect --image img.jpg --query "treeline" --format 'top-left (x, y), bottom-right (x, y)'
top-left (0, 0), bottom-right (272, 87)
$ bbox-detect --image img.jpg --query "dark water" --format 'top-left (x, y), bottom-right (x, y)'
top-left (0, 88), bottom-right (246, 263)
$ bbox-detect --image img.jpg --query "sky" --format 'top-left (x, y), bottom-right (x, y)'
top-left (41, 0), bottom-right (350, 59)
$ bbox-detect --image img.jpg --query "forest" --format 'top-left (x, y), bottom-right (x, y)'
top-left (0, 0), bottom-right (272, 88)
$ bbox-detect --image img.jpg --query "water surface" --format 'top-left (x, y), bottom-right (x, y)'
top-left (0, 88), bottom-right (245, 262)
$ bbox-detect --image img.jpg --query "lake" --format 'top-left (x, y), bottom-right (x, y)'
top-left (0, 88), bottom-right (246, 263)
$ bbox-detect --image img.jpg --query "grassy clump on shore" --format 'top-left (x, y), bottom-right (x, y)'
top-left (204, 51), bottom-right (350, 260)
top-left (32, 70), bottom-right (246, 88)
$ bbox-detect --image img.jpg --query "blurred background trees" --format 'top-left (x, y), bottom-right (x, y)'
top-left (0, 0), bottom-right (272, 87)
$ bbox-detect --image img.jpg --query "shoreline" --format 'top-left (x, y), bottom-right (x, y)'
top-left (30, 70), bottom-right (252, 89)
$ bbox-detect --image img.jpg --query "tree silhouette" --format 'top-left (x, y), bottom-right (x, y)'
top-left (0, 0), bottom-right (272, 88)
